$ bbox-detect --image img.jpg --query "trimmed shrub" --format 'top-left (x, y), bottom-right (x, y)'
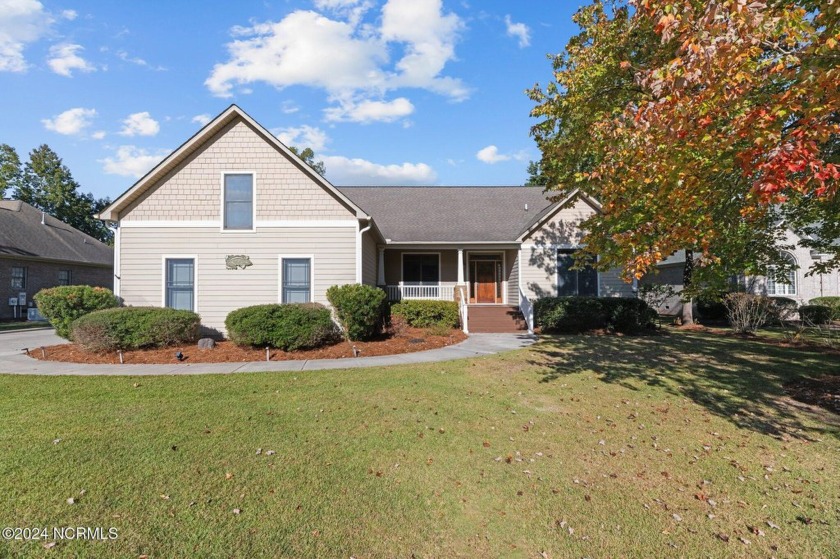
top-left (696, 293), bottom-right (728, 320)
top-left (71, 306), bottom-right (201, 352)
top-left (809, 296), bottom-right (840, 319)
top-left (768, 296), bottom-right (799, 323)
top-left (724, 293), bottom-right (774, 333)
top-left (799, 305), bottom-right (833, 325)
top-left (391, 299), bottom-right (459, 329)
top-left (326, 284), bottom-right (388, 341)
top-left (34, 285), bottom-right (119, 339)
top-left (225, 303), bottom-right (338, 351)
top-left (534, 296), bottom-right (655, 333)
top-left (601, 298), bottom-right (658, 333)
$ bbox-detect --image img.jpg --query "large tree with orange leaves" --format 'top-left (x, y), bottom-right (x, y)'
top-left (530, 0), bottom-right (838, 290)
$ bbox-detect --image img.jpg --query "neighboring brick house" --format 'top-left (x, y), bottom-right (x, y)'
top-left (0, 200), bottom-right (113, 321)
top-left (98, 105), bottom-right (635, 335)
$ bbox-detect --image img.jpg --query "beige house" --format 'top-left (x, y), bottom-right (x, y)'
top-left (99, 105), bottom-right (634, 334)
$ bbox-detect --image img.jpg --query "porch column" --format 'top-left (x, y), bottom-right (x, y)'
top-left (377, 247), bottom-right (386, 286)
top-left (457, 248), bottom-right (465, 284)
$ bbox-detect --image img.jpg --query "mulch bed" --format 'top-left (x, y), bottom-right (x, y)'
top-left (785, 375), bottom-right (840, 416)
top-left (29, 326), bottom-right (467, 365)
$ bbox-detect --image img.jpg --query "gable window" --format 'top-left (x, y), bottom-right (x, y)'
top-left (10, 267), bottom-right (26, 290)
top-left (281, 258), bottom-right (312, 303)
top-left (223, 173), bottom-right (254, 230)
top-left (402, 254), bottom-right (439, 285)
top-left (58, 270), bottom-right (72, 286)
top-left (557, 250), bottom-right (598, 296)
top-left (165, 258), bottom-right (195, 311)
top-left (767, 252), bottom-right (796, 296)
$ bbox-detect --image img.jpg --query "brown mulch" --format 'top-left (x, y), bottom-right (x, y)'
top-left (30, 326), bottom-right (467, 365)
top-left (785, 375), bottom-right (840, 416)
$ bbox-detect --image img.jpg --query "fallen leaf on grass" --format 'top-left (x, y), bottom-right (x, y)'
top-left (225, 472), bottom-right (234, 480)
top-left (232, 508), bottom-right (241, 515)
top-left (43, 542), bottom-right (56, 549)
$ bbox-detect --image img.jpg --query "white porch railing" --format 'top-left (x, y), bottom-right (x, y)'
top-left (386, 284), bottom-right (455, 301)
top-left (519, 287), bottom-right (534, 334)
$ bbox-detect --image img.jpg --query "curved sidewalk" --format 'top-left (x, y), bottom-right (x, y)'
top-left (0, 329), bottom-right (537, 376)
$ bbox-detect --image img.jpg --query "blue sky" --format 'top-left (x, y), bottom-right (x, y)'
top-left (0, 0), bottom-right (584, 201)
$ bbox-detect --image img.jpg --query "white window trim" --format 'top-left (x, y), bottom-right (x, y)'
top-left (220, 171), bottom-right (257, 233)
top-left (161, 255), bottom-right (198, 312)
top-left (465, 250), bottom-right (507, 304)
top-left (399, 252), bottom-right (441, 286)
top-left (767, 251), bottom-right (798, 296)
top-left (279, 255), bottom-right (315, 304)
top-left (555, 247), bottom-right (600, 297)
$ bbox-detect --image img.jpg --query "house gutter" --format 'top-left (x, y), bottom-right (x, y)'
top-left (356, 218), bottom-right (372, 284)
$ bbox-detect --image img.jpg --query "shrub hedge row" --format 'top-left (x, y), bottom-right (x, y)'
top-left (799, 305), bottom-right (833, 325)
top-left (534, 296), bottom-right (656, 333)
top-left (809, 296), bottom-right (840, 320)
top-left (34, 285), bottom-right (119, 339)
top-left (225, 303), bottom-right (338, 350)
top-left (391, 300), bottom-right (459, 329)
top-left (71, 306), bottom-right (201, 352)
top-left (326, 284), bottom-right (387, 341)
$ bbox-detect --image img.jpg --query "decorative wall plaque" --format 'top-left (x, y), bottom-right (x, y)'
top-left (226, 255), bottom-right (253, 270)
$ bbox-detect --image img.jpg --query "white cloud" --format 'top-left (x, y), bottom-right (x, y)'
top-left (324, 155), bottom-right (436, 185)
top-left (61, 9), bottom-right (77, 20)
top-left (116, 49), bottom-right (165, 71)
top-left (191, 113), bottom-right (212, 126)
top-left (100, 145), bottom-right (171, 178)
top-left (476, 145), bottom-right (509, 164)
top-left (324, 96), bottom-right (414, 123)
top-left (504, 15), bottom-right (530, 48)
top-left (91, 130), bottom-right (106, 140)
top-left (42, 107), bottom-right (96, 135)
top-left (47, 43), bottom-right (96, 76)
top-left (119, 111), bottom-right (160, 137)
top-left (281, 100), bottom-right (300, 114)
top-left (274, 124), bottom-right (329, 152)
top-left (0, 0), bottom-right (54, 72)
top-left (206, 0), bottom-right (467, 122)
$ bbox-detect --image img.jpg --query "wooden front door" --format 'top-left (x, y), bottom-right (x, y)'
top-left (475, 261), bottom-right (497, 303)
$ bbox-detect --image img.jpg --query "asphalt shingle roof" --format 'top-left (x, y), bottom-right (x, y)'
top-left (0, 200), bottom-right (113, 266)
top-left (338, 186), bottom-right (556, 242)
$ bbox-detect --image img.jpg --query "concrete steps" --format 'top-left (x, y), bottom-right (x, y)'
top-left (467, 305), bottom-right (528, 333)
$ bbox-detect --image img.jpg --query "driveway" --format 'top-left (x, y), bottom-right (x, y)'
top-left (0, 328), bottom-right (537, 376)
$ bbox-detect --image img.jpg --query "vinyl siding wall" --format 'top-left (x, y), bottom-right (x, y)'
top-left (362, 233), bottom-right (378, 286)
top-left (120, 118), bottom-right (355, 223)
top-left (119, 226), bottom-right (356, 333)
top-left (519, 198), bottom-right (633, 300)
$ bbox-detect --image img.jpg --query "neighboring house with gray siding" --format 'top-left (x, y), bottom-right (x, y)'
top-left (99, 105), bottom-right (635, 334)
top-left (0, 200), bottom-right (113, 321)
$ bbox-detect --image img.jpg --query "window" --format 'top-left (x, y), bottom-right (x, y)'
top-left (10, 267), bottom-right (26, 290)
top-left (165, 258), bottom-right (195, 311)
top-left (58, 270), bottom-right (71, 286)
top-left (557, 250), bottom-right (598, 296)
top-left (282, 258), bottom-right (312, 303)
top-left (223, 173), bottom-right (253, 230)
top-left (767, 252), bottom-right (796, 296)
top-left (402, 254), bottom-right (439, 285)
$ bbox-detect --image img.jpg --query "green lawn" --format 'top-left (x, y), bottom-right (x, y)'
top-left (1, 330), bottom-right (838, 558)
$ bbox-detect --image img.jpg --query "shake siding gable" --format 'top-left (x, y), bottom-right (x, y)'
top-left (121, 118), bottom-right (356, 223)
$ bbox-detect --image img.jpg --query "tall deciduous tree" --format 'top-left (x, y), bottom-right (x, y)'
top-left (0, 144), bottom-right (22, 199)
top-left (13, 145), bottom-right (112, 244)
top-left (289, 146), bottom-right (327, 177)
top-left (530, 0), bottom-right (838, 293)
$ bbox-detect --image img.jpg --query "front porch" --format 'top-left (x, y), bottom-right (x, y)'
top-left (377, 246), bottom-right (532, 334)
top-left (378, 247), bottom-right (518, 305)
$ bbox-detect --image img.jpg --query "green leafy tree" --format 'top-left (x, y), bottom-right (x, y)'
top-left (289, 146), bottom-right (326, 177)
top-left (0, 144), bottom-right (22, 198)
top-left (14, 145), bottom-right (112, 244)
top-left (525, 160), bottom-right (547, 187)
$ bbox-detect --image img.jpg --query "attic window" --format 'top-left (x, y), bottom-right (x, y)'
top-left (223, 173), bottom-right (254, 230)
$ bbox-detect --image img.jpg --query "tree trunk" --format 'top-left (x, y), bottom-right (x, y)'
top-left (681, 249), bottom-right (694, 324)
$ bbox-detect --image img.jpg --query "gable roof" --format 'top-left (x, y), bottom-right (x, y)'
top-left (0, 200), bottom-right (113, 266)
top-left (338, 186), bottom-right (560, 243)
top-left (98, 105), bottom-right (369, 221)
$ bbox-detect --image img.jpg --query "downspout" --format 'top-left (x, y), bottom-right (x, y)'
top-left (113, 221), bottom-right (121, 299)
top-left (356, 218), bottom-right (372, 284)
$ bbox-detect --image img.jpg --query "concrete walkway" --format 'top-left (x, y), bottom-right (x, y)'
top-left (0, 328), bottom-right (537, 376)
